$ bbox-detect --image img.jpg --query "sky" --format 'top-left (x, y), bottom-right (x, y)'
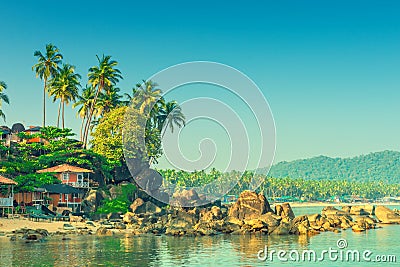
top-left (1, 0), bottom-right (399, 170)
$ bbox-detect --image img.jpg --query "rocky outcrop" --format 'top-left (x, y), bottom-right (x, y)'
top-left (10, 228), bottom-right (49, 242)
top-left (228, 191), bottom-right (273, 220)
top-left (81, 189), bottom-right (108, 213)
top-left (170, 189), bottom-right (207, 207)
top-left (275, 203), bottom-right (295, 220)
top-left (130, 198), bottom-right (162, 214)
top-left (375, 206), bottom-right (400, 224)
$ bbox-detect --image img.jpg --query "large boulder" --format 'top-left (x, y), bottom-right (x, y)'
top-left (130, 198), bottom-right (162, 214)
top-left (81, 189), bottom-right (107, 213)
top-left (228, 191), bottom-right (273, 220)
top-left (375, 206), bottom-right (400, 224)
top-left (275, 203), bottom-right (295, 220)
top-left (350, 205), bottom-right (373, 216)
top-left (135, 169), bottom-right (163, 192)
top-left (321, 206), bottom-right (348, 216)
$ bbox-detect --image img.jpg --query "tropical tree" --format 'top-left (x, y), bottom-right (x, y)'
top-left (73, 85), bottom-right (96, 141)
top-left (96, 86), bottom-right (123, 116)
top-left (0, 81), bottom-right (10, 121)
top-left (48, 64), bottom-right (81, 129)
top-left (158, 100), bottom-right (186, 138)
top-left (133, 80), bottom-right (161, 114)
top-left (32, 44), bottom-right (63, 127)
top-left (84, 55), bottom-right (122, 148)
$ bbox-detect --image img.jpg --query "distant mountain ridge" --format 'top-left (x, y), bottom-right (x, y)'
top-left (268, 150), bottom-right (400, 183)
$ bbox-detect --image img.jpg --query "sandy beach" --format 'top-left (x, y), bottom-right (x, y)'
top-left (0, 217), bottom-right (92, 233)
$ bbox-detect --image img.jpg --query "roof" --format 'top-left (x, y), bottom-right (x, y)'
top-left (37, 164), bottom-right (94, 173)
top-left (43, 184), bottom-right (83, 194)
top-left (0, 175), bottom-right (18, 185)
top-left (24, 126), bottom-right (41, 132)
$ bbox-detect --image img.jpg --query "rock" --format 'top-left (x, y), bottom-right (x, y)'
top-left (107, 212), bottom-right (123, 220)
top-left (341, 206), bottom-right (351, 213)
top-left (375, 206), bottom-right (400, 224)
top-left (271, 222), bottom-right (291, 235)
top-left (352, 225), bottom-right (366, 232)
top-left (69, 215), bottom-right (83, 223)
top-left (123, 212), bottom-right (137, 224)
top-left (322, 206), bottom-right (348, 216)
top-left (165, 209), bottom-right (198, 235)
top-left (170, 189), bottom-right (207, 207)
top-left (228, 191), bottom-right (273, 220)
top-left (114, 222), bottom-right (127, 230)
top-left (63, 224), bottom-right (75, 230)
top-left (130, 199), bottom-right (162, 214)
top-left (96, 227), bottom-right (114, 236)
top-left (275, 203), bottom-right (295, 220)
top-left (307, 213), bottom-right (321, 222)
top-left (297, 221), bottom-right (309, 235)
top-left (243, 219), bottom-right (268, 231)
top-left (81, 189), bottom-right (107, 213)
top-left (350, 206), bottom-right (369, 216)
top-left (259, 212), bottom-right (281, 228)
top-left (135, 169), bottom-right (163, 192)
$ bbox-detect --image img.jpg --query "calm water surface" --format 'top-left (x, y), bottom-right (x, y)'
top-left (0, 206), bottom-right (399, 267)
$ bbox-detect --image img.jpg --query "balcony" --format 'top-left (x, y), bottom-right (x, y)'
top-left (66, 181), bottom-right (89, 188)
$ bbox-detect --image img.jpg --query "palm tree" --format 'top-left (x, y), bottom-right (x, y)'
top-left (133, 80), bottom-right (162, 114)
top-left (73, 85), bottom-right (96, 141)
top-left (32, 44), bottom-right (63, 127)
top-left (48, 64), bottom-right (81, 129)
top-left (84, 55), bottom-right (122, 147)
top-left (158, 100), bottom-right (186, 138)
top-left (0, 81), bottom-right (10, 121)
top-left (97, 86), bottom-right (123, 116)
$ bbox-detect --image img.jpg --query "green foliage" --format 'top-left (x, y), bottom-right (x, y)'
top-left (14, 173), bottom-right (60, 192)
top-left (97, 184), bottom-right (137, 214)
top-left (268, 150), bottom-right (400, 183)
top-left (158, 168), bottom-right (400, 200)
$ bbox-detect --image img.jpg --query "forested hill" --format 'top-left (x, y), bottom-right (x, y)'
top-left (268, 150), bottom-right (400, 183)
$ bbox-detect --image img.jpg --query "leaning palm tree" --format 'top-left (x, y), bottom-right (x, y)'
top-left (48, 64), bottom-right (81, 129)
top-left (0, 81), bottom-right (10, 121)
top-left (32, 44), bottom-right (63, 127)
top-left (83, 55), bottom-right (122, 147)
top-left (158, 100), bottom-right (186, 138)
top-left (133, 80), bottom-right (162, 114)
top-left (73, 85), bottom-right (96, 141)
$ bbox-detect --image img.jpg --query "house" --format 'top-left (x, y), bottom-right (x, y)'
top-left (36, 164), bottom-right (94, 189)
top-left (0, 175), bottom-right (17, 216)
top-left (42, 184), bottom-right (84, 212)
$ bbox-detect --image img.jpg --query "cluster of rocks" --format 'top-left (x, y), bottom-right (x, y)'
top-left (9, 228), bottom-right (49, 242)
top-left (118, 191), bottom-right (400, 237)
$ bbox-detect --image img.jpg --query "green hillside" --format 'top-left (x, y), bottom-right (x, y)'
top-left (268, 150), bottom-right (400, 183)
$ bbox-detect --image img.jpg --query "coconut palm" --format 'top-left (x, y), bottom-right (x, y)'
top-left (133, 80), bottom-right (162, 114)
top-left (158, 100), bottom-right (185, 138)
top-left (83, 55), bottom-right (122, 147)
top-left (73, 85), bottom-right (96, 141)
top-left (32, 44), bottom-right (63, 127)
top-left (48, 64), bottom-right (81, 129)
top-left (0, 81), bottom-right (10, 121)
top-left (97, 86), bottom-right (124, 116)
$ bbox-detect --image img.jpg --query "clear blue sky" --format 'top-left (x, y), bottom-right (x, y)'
top-left (1, 0), bottom-right (399, 166)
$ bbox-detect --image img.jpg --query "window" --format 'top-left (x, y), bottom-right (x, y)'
top-left (62, 173), bottom-right (69, 181)
top-left (77, 174), bottom-right (83, 183)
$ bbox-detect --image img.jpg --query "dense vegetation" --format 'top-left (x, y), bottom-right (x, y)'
top-left (268, 150), bottom-right (400, 183)
top-left (159, 169), bottom-right (400, 201)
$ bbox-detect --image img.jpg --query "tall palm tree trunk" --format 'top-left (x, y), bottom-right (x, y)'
top-left (83, 84), bottom-right (102, 148)
top-left (43, 78), bottom-right (47, 127)
top-left (80, 115), bottom-right (86, 142)
top-left (57, 101), bottom-right (61, 128)
top-left (62, 98), bottom-right (65, 129)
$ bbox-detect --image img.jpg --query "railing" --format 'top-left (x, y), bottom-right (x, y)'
top-left (66, 182), bottom-right (89, 188)
top-left (0, 197), bottom-right (13, 207)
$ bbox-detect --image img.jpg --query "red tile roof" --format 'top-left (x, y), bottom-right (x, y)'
top-left (36, 164), bottom-right (94, 173)
top-left (0, 175), bottom-right (18, 185)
